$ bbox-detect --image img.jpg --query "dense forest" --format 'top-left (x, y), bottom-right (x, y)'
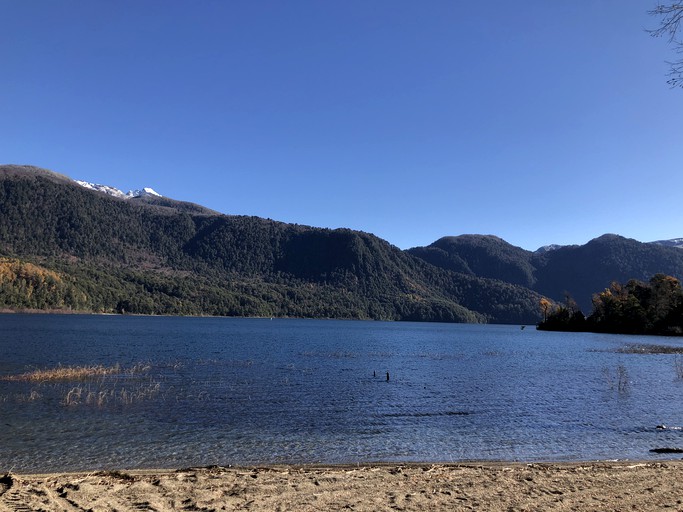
top-left (3, 165), bottom-right (682, 325)
top-left (538, 274), bottom-right (683, 336)
top-left (408, 233), bottom-right (683, 313)
top-left (0, 166), bottom-right (543, 323)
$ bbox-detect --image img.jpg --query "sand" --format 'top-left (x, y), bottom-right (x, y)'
top-left (1, 461), bottom-right (683, 511)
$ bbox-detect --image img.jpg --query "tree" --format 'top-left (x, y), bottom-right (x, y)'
top-left (537, 274), bottom-right (683, 335)
top-left (649, 2), bottom-right (683, 87)
top-left (648, 273), bottom-right (683, 331)
top-left (539, 297), bottom-right (552, 323)
top-left (537, 295), bottom-right (586, 332)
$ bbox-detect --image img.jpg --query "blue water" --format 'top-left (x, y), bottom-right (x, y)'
top-left (2, 314), bottom-right (683, 473)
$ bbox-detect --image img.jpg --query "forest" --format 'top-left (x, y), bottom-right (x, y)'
top-left (3, 165), bottom-right (683, 327)
top-left (0, 166), bottom-right (542, 324)
top-left (538, 274), bottom-right (683, 335)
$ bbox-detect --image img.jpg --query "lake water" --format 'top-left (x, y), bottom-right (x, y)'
top-left (2, 314), bottom-right (683, 473)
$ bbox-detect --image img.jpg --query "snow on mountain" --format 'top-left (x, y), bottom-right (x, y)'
top-left (126, 187), bottom-right (161, 198)
top-left (76, 181), bottom-right (162, 199)
top-left (534, 238), bottom-right (683, 253)
top-left (75, 180), bottom-right (128, 199)
top-left (649, 238), bottom-right (683, 249)
top-left (534, 244), bottom-right (564, 254)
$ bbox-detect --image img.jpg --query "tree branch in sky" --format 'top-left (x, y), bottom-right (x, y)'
top-left (649, 2), bottom-right (683, 87)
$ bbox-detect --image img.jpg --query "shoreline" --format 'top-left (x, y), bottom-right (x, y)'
top-left (4, 459), bottom-right (677, 476)
top-left (3, 461), bottom-right (683, 510)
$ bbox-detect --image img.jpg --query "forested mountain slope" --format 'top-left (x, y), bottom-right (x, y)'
top-left (409, 233), bottom-right (683, 312)
top-left (408, 235), bottom-right (536, 288)
top-left (0, 165), bottom-right (543, 323)
top-left (531, 234), bottom-right (683, 311)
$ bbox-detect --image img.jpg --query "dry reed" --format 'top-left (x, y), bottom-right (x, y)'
top-left (62, 382), bottom-right (161, 406)
top-left (2, 362), bottom-right (166, 407)
top-left (1, 364), bottom-right (122, 382)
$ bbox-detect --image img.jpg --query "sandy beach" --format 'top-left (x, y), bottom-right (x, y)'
top-left (2, 461), bottom-right (683, 511)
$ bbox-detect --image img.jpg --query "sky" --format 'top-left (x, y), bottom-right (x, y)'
top-left (1, 1), bottom-right (682, 251)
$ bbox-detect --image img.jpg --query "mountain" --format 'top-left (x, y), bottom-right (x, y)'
top-left (650, 238), bottom-right (683, 249)
top-left (74, 178), bottom-right (217, 214)
top-left (75, 180), bottom-right (162, 199)
top-left (410, 233), bottom-right (683, 313)
top-left (408, 235), bottom-right (536, 288)
top-left (534, 244), bottom-right (566, 254)
top-left (8, 164), bottom-right (677, 323)
top-left (0, 165), bottom-right (544, 324)
top-left (532, 234), bottom-right (683, 311)
top-left (75, 180), bottom-right (129, 199)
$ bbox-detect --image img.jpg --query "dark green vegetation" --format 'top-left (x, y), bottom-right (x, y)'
top-left (3, 165), bottom-right (682, 325)
top-left (408, 234), bottom-right (683, 314)
top-left (0, 165), bottom-right (543, 323)
top-left (538, 274), bottom-right (683, 336)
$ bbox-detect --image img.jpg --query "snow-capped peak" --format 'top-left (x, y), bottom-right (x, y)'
top-left (75, 181), bottom-right (162, 200)
top-left (650, 238), bottom-right (683, 249)
top-left (535, 244), bottom-right (564, 254)
top-left (76, 180), bottom-right (128, 199)
top-left (127, 187), bottom-right (161, 198)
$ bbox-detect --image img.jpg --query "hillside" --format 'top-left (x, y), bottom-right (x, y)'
top-left (409, 233), bottom-right (683, 312)
top-left (408, 235), bottom-right (536, 288)
top-left (0, 165), bottom-right (544, 323)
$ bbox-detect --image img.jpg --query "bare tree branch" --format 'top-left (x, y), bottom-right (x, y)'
top-left (649, 2), bottom-right (683, 87)
top-left (648, 3), bottom-right (683, 41)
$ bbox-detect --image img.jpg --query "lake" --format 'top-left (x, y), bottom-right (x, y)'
top-left (1, 314), bottom-right (683, 473)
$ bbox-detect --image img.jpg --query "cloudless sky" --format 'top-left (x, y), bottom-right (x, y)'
top-left (1, 1), bottom-right (682, 251)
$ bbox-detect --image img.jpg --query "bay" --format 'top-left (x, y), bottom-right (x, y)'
top-left (1, 314), bottom-right (683, 473)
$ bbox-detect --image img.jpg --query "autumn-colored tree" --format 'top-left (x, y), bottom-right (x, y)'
top-left (538, 294), bottom-right (586, 332)
top-left (539, 297), bottom-right (552, 323)
top-left (0, 258), bottom-right (88, 310)
top-left (543, 274), bottom-right (683, 335)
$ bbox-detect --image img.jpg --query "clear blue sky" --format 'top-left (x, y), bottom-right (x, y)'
top-left (2, 1), bottom-right (681, 251)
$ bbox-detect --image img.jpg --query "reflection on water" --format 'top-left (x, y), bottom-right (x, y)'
top-left (2, 315), bottom-right (683, 472)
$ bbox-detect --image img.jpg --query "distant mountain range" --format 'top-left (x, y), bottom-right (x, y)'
top-left (1, 164), bottom-right (682, 323)
top-left (650, 238), bottom-right (683, 250)
top-left (407, 233), bottom-right (683, 313)
top-left (75, 180), bottom-right (162, 200)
